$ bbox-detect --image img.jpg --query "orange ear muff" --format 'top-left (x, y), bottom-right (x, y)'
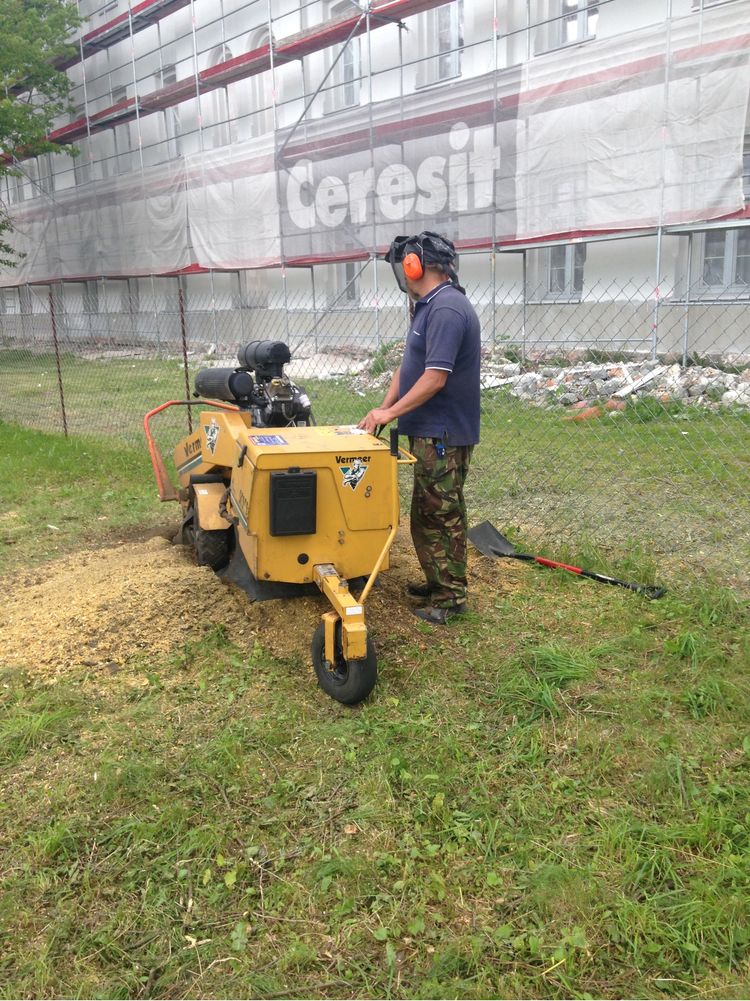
top-left (402, 252), bottom-right (423, 281)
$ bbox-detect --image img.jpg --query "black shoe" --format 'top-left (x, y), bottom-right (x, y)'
top-left (406, 581), bottom-right (433, 599)
top-left (413, 603), bottom-right (468, 625)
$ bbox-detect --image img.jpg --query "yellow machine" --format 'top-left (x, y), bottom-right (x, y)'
top-left (144, 340), bottom-right (413, 704)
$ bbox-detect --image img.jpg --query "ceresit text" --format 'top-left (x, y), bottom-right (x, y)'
top-left (286, 123), bottom-right (500, 230)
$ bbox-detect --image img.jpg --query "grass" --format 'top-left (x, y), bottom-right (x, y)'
top-left (0, 423), bottom-right (749, 998)
top-left (2, 349), bottom-right (748, 586)
top-left (0, 421), bottom-right (167, 572)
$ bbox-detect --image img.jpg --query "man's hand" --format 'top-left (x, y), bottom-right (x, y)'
top-left (358, 407), bottom-right (396, 435)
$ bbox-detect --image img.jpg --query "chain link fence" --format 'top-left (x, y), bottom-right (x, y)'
top-left (1, 253), bottom-right (749, 591)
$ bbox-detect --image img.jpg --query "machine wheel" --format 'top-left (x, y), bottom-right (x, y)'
top-left (194, 524), bottom-right (233, 571)
top-left (312, 620), bottom-right (377, 705)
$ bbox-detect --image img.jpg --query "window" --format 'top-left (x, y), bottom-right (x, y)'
top-left (83, 281), bottom-right (100, 314)
top-left (157, 65), bottom-right (182, 158)
top-left (73, 114), bottom-right (92, 185)
top-left (419, 1), bottom-right (464, 86)
top-left (111, 86), bottom-right (134, 174)
top-left (37, 154), bottom-right (53, 196)
top-left (233, 270), bottom-right (268, 308)
top-left (535, 0), bottom-right (598, 53)
top-left (7, 170), bottom-right (24, 204)
top-left (122, 278), bottom-right (139, 313)
top-left (19, 286), bottom-right (32, 314)
top-left (50, 283), bottom-right (64, 317)
top-left (546, 243), bottom-right (586, 298)
top-left (340, 261), bottom-right (360, 304)
top-left (207, 46), bottom-right (234, 148)
top-left (696, 228), bottom-right (750, 295)
top-left (328, 261), bottom-right (360, 306)
top-left (692, 0), bottom-right (737, 8)
top-left (247, 29), bottom-right (274, 136)
top-left (327, 2), bottom-right (360, 111)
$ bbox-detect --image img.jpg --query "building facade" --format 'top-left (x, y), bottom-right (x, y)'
top-left (1, 0), bottom-right (749, 361)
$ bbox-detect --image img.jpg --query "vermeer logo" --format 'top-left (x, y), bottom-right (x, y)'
top-left (338, 458), bottom-right (368, 491)
top-left (204, 417), bottom-right (220, 455)
top-left (183, 437), bottom-right (201, 458)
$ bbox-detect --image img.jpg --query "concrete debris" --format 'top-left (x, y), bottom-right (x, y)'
top-left (477, 358), bottom-right (750, 411)
top-left (347, 342), bottom-right (750, 412)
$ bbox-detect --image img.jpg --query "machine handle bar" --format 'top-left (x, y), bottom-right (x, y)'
top-left (143, 398), bottom-right (240, 502)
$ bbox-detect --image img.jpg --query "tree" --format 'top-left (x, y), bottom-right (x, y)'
top-left (0, 0), bottom-right (81, 267)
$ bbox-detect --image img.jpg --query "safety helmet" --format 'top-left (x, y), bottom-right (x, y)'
top-left (385, 231), bottom-right (464, 295)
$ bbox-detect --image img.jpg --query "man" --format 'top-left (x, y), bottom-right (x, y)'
top-left (359, 231), bottom-right (481, 625)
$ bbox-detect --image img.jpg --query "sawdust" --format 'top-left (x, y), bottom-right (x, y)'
top-left (1, 528), bottom-right (516, 680)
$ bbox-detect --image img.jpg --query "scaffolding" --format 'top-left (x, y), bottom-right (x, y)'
top-left (0, 0), bottom-right (748, 290)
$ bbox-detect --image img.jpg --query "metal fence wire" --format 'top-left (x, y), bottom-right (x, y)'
top-left (1, 257), bottom-right (749, 592)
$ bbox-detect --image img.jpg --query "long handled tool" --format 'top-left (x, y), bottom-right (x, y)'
top-left (468, 521), bottom-right (666, 600)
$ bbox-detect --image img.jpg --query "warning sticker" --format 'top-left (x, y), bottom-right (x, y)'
top-left (250, 434), bottom-right (288, 446)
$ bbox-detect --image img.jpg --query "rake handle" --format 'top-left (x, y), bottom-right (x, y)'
top-left (498, 551), bottom-right (666, 600)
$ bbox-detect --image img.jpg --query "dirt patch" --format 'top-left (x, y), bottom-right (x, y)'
top-left (0, 528), bottom-right (520, 680)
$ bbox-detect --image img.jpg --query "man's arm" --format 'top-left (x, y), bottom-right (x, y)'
top-left (358, 368), bottom-right (448, 435)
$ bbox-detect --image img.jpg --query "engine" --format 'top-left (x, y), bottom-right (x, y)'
top-left (193, 340), bottom-right (313, 428)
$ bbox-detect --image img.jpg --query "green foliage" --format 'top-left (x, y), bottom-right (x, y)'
top-left (0, 0), bottom-right (81, 265)
top-left (0, 420), bottom-right (167, 572)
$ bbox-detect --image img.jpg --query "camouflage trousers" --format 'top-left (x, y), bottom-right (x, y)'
top-left (409, 437), bottom-right (474, 608)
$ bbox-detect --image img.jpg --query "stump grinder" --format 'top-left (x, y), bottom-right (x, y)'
top-left (144, 340), bottom-right (413, 704)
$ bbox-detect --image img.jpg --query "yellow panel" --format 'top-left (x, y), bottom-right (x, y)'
top-left (172, 421), bottom-right (398, 586)
top-left (193, 481), bottom-right (230, 531)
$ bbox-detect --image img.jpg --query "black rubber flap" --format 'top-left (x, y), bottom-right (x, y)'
top-left (219, 542), bottom-right (318, 602)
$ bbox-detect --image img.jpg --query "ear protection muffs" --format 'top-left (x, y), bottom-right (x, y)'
top-left (402, 251), bottom-right (423, 281)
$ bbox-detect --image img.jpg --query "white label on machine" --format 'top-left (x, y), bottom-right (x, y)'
top-left (250, 434), bottom-right (288, 446)
top-left (346, 606), bottom-right (363, 616)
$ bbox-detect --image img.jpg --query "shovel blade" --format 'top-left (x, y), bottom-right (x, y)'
top-left (467, 521), bottom-right (518, 558)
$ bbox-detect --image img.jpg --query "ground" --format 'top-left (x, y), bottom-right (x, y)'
top-left (1, 524), bottom-right (517, 682)
top-left (1, 423), bottom-right (748, 1000)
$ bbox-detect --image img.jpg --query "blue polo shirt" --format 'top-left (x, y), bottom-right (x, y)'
top-left (397, 281), bottom-right (481, 446)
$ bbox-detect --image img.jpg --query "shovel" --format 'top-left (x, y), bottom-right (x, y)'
top-left (468, 521), bottom-right (666, 600)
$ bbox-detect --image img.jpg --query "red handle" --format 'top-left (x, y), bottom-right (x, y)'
top-left (534, 556), bottom-right (583, 575)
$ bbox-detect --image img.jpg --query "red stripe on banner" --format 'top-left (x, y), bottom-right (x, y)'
top-left (675, 31), bottom-right (750, 63)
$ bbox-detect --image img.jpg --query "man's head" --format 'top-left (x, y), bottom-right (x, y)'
top-left (386, 231), bottom-right (464, 298)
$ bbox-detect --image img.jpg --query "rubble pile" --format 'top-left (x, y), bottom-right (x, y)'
top-left (348, 340), bottom-right (750, 412)
top-left (482, 357), bottom-right (750, 411)
top-left (351, 340), bottom-right (406, 394)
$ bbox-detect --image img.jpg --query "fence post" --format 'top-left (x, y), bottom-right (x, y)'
top-left (373, 254), bottom-right (380, 350)
top-left (521, 249), bottom-right (528, 364)
top-left (491, 248), bottom-right (496, 347)
top-left (179, 283), bottom-right (192, 433)
top-left (49, 286), bottom-right (68, 437)
top-left (652, 226), bottom-right (663, 361)
top-left (681, 233), bottom-right (693, 368)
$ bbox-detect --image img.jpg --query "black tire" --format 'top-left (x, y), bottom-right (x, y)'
top-left (311, 620), bottom-right (377, 705)
top-left (194, 524), bottom-right (233, 571)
